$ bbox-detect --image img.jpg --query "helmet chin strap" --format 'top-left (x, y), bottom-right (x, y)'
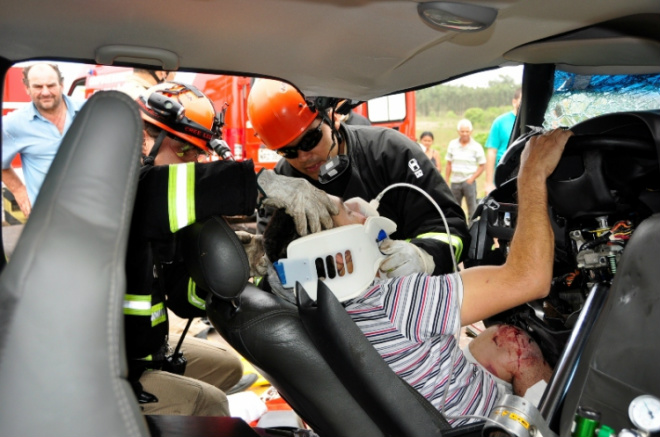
top-left (149, 70), bottom-right (167, 84)
top-left (318, 114), bottom-right (349, 184)
top-left (142, 130), bottom-right (167, 167)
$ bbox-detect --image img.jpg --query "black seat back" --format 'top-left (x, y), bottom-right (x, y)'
top-left (559, 213), bottom-right (660, 434)
top-left (185, 217), bottom-right (482, 437)
top-left (181, 217), bottom-right (384, 437)
top-left (207, 284), bottom-right (385, 437)
top-left (0, 91), bottom-right (147, 437)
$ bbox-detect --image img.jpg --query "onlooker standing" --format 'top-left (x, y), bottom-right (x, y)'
top-left (419, 131), bottom-right (441, 172)
top-left (445, 119), bottom-right (486, 224)
top-left (485, 88), bottom-right (522, 194)
top-left (2, 63), bottom-right (84, 217)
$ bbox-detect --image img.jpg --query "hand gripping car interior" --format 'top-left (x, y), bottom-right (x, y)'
top-left (273, 216), bottom-right (397, 301)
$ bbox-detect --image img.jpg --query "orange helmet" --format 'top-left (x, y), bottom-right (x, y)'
top-left (247, 79), bottom-right (318, 150)
top-left (137, 82), bottom-right (220, 153)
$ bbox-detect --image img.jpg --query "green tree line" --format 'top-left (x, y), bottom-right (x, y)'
top-left (415, 76), bottom-right (521, 155)
top-left (416, 75), bottom-right (519, 123)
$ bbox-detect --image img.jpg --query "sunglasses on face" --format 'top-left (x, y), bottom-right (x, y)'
top-left (276, 121), bottom-right (324, 159)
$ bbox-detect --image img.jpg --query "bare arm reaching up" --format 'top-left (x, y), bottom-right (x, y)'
top-left (460, 129), bottom-right (573, 325)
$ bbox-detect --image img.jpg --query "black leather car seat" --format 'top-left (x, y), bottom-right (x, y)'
top-left (0, 91), bottom-right (148, 437)
top-left (182, 216), bottom-right (483, 437)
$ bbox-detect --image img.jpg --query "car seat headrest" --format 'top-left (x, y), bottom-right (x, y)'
top-left (180, 216), bottom-right (249, 301)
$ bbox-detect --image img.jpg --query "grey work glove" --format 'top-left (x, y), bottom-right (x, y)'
top-left (235, 231), bottom-right (269, 277)
top-left (378, 239), bottom-right (435, 278)
top-left (257, 169), bottom-right (339, 236)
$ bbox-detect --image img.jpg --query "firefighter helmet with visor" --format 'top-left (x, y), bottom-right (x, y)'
top-left (137, 82), bottom-right (220, 154)
top-left (247, 78), bottom-right (320, 151)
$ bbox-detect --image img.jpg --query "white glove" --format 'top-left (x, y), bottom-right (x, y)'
top-left (257, 169), bottom-right (339, 236)
top-left (378, 239), bottom-right (435, 278)
top-left (235, 231), bottom-right (269, 277)
top-left (344, 197), bottom-right (379, 218)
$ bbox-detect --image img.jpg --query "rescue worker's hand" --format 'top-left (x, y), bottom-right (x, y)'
top-left (256, 169), bottom-right (339, 236)
top-left (344, 197), bottom-right (379, 218)
top-left (378, 239), bottom-right (435, 278)
top-left (235, 231), bottom-right (268, 277)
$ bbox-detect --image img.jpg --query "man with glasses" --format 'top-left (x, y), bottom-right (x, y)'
top-left (248, 78), bottom-right (469, 278)
top-left (125, 82), bottom-right (339, 416)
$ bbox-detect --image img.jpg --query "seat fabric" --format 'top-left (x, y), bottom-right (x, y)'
top-left (0, 91), bottom-right (147, 437)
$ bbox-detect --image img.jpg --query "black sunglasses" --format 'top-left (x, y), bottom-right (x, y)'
top-left (276, 121), bottom-right (324, 159)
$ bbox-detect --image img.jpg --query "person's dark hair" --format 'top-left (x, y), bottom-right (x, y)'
top-left (143, 122), bottom-right (162, 139)
top-left (513, 88), bottom-right (522, 100)
top-left (22, 63), bottom-right (64, 87)
top-left (419, 131), bottom-right (434, 141)
top-left (263, 208), bottom-right (300, 263)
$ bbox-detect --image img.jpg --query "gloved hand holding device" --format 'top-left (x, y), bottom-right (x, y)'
top-left (257, 169), bottom-right (339, 235)
top-left (378, 239), bottom-right (435, 278)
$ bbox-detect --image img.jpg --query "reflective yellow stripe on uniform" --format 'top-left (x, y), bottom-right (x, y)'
top-left (187, 278), bottom-right (206, 310)
top-left (408, 232), bottom-right (464, 261)
top-left (123, 294), bottom-right (151, 316)
top-left (151, 302), bottom-right (167, 327)
top-left (168, 162), bottom-right (196, 233)
top-left (124, 295), bottom-right (167, 327)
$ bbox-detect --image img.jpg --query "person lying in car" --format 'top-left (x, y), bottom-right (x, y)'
top-left (250, 128), bottom-right (571, 425)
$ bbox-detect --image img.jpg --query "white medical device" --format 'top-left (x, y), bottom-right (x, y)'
top-left (273, 216), bottom-right (397, 301)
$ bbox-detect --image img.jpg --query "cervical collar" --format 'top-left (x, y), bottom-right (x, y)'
top-left (273, 216), bottom-right (397, 302)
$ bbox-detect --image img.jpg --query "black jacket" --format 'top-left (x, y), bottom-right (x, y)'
top-left (124, 160), bottom-right (257, 361)
top-left (260, 124), bottom-right (469, 274)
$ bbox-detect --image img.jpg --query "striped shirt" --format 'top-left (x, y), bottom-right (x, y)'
top-left (344, 273), bottom-right (499, 426)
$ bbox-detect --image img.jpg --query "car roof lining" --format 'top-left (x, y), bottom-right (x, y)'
top-left (505, 14), bottom-right (660, 75)
top-left (2, 1), bottom-right (660, 100)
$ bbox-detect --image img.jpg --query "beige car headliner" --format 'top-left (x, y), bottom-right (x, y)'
top-left (1, 0), bottom-right (660, 99)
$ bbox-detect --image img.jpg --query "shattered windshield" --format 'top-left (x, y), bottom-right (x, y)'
top-left (543, 70), bottom-right (660, 129)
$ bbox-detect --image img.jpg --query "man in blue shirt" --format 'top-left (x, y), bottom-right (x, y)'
top-left (2, 63), bottom-right (83, 217)
top-left (485, 88), bottom-right (521, 194)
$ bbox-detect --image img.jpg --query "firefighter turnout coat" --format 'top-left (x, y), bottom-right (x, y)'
top-left (261, 123), bottom-right (470, 274)
top-left (124, 160), bottom-right (257, 370)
